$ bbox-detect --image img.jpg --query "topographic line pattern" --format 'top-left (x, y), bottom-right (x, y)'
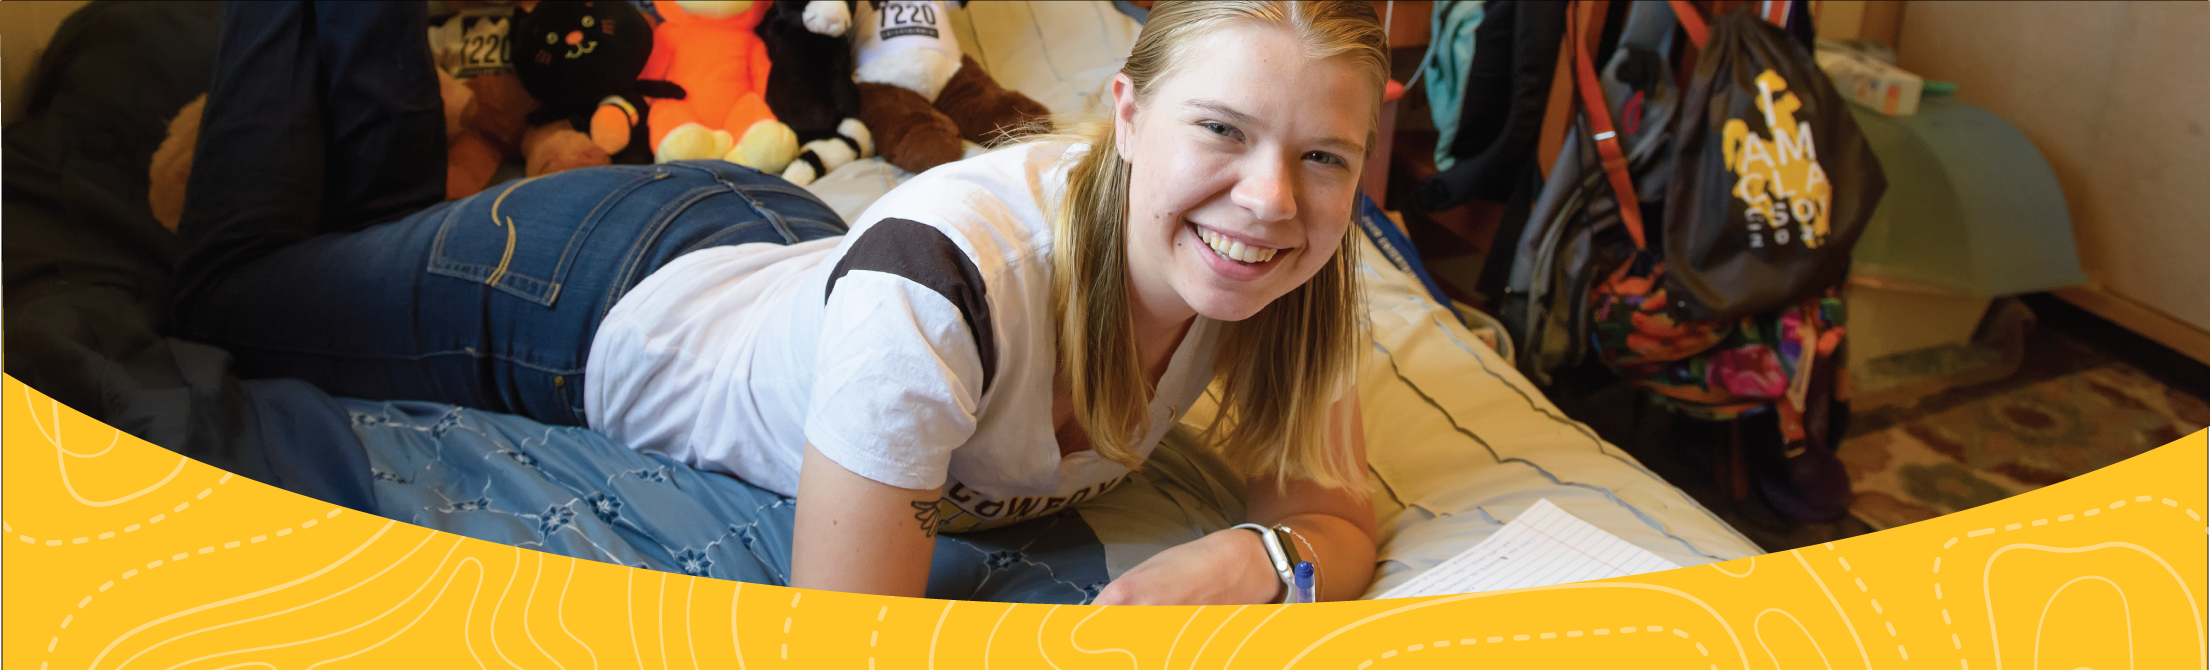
top-left (1351, 623), bottom-right (1711, 670)
top-left (40, 508), bottom-right (343, 667)
top-left (2, 380), bottom-right (2201, 670)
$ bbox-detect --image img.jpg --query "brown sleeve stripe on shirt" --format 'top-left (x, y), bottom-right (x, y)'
top-left (825, 217), bottom-right (997, 393)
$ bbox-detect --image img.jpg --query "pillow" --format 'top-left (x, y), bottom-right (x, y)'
top-left (943, 1), bottom-right (1141, 117)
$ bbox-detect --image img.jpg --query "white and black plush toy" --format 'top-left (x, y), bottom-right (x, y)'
top-left (853, 0), bottom-right (965, 101)
top-left (848, 0), bottom-right (1048, 175)
top-left (758, 0), bottom-right (873, 186)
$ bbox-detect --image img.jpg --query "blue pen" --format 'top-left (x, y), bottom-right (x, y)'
top-left (1292, 561), bottom-right (1316, 604)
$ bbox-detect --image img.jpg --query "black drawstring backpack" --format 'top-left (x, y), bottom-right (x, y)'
top-left (1661, 3), bottom-right (1885, 322)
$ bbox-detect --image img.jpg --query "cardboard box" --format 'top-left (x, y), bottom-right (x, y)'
top-left (1817, 48), bottom-right (1923, 116)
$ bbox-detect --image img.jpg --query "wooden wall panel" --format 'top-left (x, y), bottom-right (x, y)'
top-left (1894, 1), bottom-right (2210, 361)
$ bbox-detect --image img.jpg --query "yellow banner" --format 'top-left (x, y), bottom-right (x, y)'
top-left (6, 375), bottom-right (2203, 668)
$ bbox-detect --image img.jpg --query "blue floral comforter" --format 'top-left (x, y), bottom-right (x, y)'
top-left (344, 400), bottom-right (1112, 604)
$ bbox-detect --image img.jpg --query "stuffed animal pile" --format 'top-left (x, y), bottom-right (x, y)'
top-left (512, 0), bottom-right (686, 167)
top-left (148, 0), bottom-right (1056, 221)
top-left (639, 0), bottom-right (1045, 178)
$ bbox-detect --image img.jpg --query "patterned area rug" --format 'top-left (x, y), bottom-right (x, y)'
top-left (1838, 362), bottom-right (2210, 529)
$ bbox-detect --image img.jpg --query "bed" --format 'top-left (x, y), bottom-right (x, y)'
top-left (2, 1), bottom-right (1758, 605)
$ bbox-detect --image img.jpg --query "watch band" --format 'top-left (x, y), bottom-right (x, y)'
top-left (1232, 523), bottom-right (1307, 603)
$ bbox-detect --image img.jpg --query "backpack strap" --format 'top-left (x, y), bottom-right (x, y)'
top-left (1667, 1), bottom-right (1709, 47)
top-left (1567, 0), bottom-right (1650, 250)
top-left (1758, 0), bottom-right (1793, 26)
top-left (1534, 13), bottom-right (1577, 178)
top-left (1568, 0), bottom-right (1714, 251)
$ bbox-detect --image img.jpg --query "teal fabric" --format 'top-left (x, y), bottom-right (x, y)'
top-left (1425, 0), bottom-right (1486, 171)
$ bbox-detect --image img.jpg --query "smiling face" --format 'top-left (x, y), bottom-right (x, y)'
top-left (1113, 25), bottom-right (1379, 325)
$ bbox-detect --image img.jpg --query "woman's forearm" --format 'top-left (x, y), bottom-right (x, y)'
top-left (1197, 510), bottom-right (1378, 603)
top-left (1237, 393), bottom-right (1377, 602)
top-left (790, 444), bottom-right (940, 597)
top-left (1101, 394), bottom-right (1378, 606)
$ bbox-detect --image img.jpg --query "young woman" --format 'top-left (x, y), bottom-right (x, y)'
top-left (175, 0), bottom-right (1388, 605)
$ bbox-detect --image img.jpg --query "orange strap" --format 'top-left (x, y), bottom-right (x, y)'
top-left (1760, 0), bottom-right (1792, 26)
top-left (1570, 0), bottom-right (1717, 251)
top-left (1535, 26), bottom-right (1577, 178)
top-left (1569, 0), bottom-right (1648, 250)
top-left (1668, 1), bottom-right (1709, 48)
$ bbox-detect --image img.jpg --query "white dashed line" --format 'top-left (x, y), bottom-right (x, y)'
top-left (43, 514), bottom-right (323, 669)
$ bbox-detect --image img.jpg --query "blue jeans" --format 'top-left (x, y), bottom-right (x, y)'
top-left (174, 2), bottom-right (846, 427)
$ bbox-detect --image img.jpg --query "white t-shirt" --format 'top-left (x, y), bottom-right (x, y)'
top-left (585, 142), bottom-right (1219, 533)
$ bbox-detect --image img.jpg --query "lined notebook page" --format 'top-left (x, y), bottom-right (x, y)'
top-left (1377, 499), bottom-right (1680, 599)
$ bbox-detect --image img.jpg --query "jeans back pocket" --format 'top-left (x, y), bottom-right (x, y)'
top-left (426, 168), bottom-right (666, 306)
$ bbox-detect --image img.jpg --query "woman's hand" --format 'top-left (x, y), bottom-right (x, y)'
top-left (1091, 527), bottom-right (1279, 606)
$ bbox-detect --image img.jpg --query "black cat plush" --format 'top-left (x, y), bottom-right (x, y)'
top-left (513, 1), bottom-right (685, 165)
top-left (757, 0), bottom-right (872, 185)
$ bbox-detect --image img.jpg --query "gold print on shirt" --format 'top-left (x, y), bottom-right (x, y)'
top-left (1720, 69), bottom-right (1833, 251)
top-left (928, 474), bottom-right (1133, 534)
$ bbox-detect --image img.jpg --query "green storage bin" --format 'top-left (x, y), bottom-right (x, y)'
top-left (1848, 97), bottom-right (2088, 296)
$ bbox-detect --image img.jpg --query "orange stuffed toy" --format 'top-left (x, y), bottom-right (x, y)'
top-left (643, 0), bottom-right (800, 170)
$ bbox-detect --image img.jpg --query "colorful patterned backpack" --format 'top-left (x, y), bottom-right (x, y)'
top-left (1511, 0), bottom-right (1882, 521)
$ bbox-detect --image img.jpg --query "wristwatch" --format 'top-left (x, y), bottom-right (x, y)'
top-left (1231, 523), bottom-right (1313, 603)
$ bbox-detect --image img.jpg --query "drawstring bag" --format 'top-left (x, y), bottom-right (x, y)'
top-left (1661, 4), bottom-right (1885, 322)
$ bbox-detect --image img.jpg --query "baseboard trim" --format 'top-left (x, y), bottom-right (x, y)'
top-left (2053, 285), bottom-right (2210, 366)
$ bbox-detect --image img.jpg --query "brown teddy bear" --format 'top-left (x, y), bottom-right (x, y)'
top-left (850, 0), bottom-right (1048, 174)
top-left (148, 94), bottom-right (205, 233)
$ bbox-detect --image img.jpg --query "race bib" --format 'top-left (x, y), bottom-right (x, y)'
top-left (430, 7), bottom-right (516, 79)
top-left (874, 0), bottom-right (947, 40)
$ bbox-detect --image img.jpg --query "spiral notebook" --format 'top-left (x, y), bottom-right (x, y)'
top-left (1377, 499), bottom-right (1681, 599)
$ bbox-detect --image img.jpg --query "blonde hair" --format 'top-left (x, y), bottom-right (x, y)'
top-left (1043, 0), bottom-right (1388, 491)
